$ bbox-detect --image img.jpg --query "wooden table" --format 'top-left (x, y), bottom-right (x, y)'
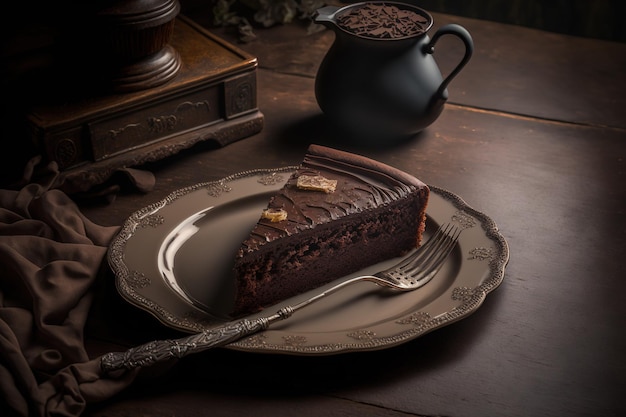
top-left (78, 9), bottom-right (625, 417)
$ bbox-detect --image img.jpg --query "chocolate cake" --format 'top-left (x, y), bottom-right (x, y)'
top-left (232, 145), bottom-right (429, 316)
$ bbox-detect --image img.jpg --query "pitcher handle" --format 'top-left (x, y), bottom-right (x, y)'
top-left (424, 24), bottom-right (474, 99)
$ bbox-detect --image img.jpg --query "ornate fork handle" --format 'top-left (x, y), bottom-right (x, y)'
top-left (101, 275), bottom-right (388, 372)
top-left (101, 309), bottom-right (293, 372)
top-left (101, 275), bottom-right (367, 373)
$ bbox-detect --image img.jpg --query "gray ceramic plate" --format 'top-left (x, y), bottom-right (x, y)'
top-left (108, 167), bottom-right (509, 355)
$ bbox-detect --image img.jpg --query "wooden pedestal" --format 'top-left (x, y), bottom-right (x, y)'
top-left (27, 16), bottom-right (263, 191)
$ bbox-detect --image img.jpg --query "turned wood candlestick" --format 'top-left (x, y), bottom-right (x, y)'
top-left (95, 0), bottom-right (181, 92)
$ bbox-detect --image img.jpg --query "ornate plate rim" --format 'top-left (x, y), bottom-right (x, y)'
top-left (107, 167), bottom-right (509, 355)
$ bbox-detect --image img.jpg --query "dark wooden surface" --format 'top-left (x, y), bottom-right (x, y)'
top-left (74, 10), bottom-right (626, 417)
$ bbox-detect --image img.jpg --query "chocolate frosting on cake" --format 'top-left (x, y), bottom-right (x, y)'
top-left (239, 145), bottom-right (427, 253)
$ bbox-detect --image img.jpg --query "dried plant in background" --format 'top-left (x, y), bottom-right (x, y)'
top-left (211, 0), bottom-right (329, 42)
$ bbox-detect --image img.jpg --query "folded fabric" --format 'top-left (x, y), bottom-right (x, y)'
top-left (13, 155), bottom-right (156, 202)
top-left (0, 160), bottom-right (145, 416)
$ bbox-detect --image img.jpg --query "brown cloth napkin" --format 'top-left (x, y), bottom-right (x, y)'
top-left (0, 159), bottom-right (154, 416)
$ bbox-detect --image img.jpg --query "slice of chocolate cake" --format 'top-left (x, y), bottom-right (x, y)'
top-left (232, 144), bottom-right (429, 316)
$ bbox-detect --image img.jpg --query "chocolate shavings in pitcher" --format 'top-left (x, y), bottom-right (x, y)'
top-left (336, 3), bottom-right (429, 39)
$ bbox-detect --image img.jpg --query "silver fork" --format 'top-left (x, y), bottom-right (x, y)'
top-left (101, 224), bottom-right (460, 372)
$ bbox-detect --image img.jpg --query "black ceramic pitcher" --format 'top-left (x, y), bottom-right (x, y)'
top-left (314, 2), bottom-right (473, 143)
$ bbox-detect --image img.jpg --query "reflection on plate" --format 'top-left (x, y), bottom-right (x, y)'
top-left (108, 167), bottom-right (509, 355)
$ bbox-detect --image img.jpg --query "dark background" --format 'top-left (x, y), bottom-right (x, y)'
top-left (1, 0), bottom-right (623, 188)
top-left (399, 0), bottom-right (625, 42)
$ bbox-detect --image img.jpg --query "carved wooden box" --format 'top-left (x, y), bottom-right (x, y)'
top-left (27, 16), bottom-right (263, 190)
